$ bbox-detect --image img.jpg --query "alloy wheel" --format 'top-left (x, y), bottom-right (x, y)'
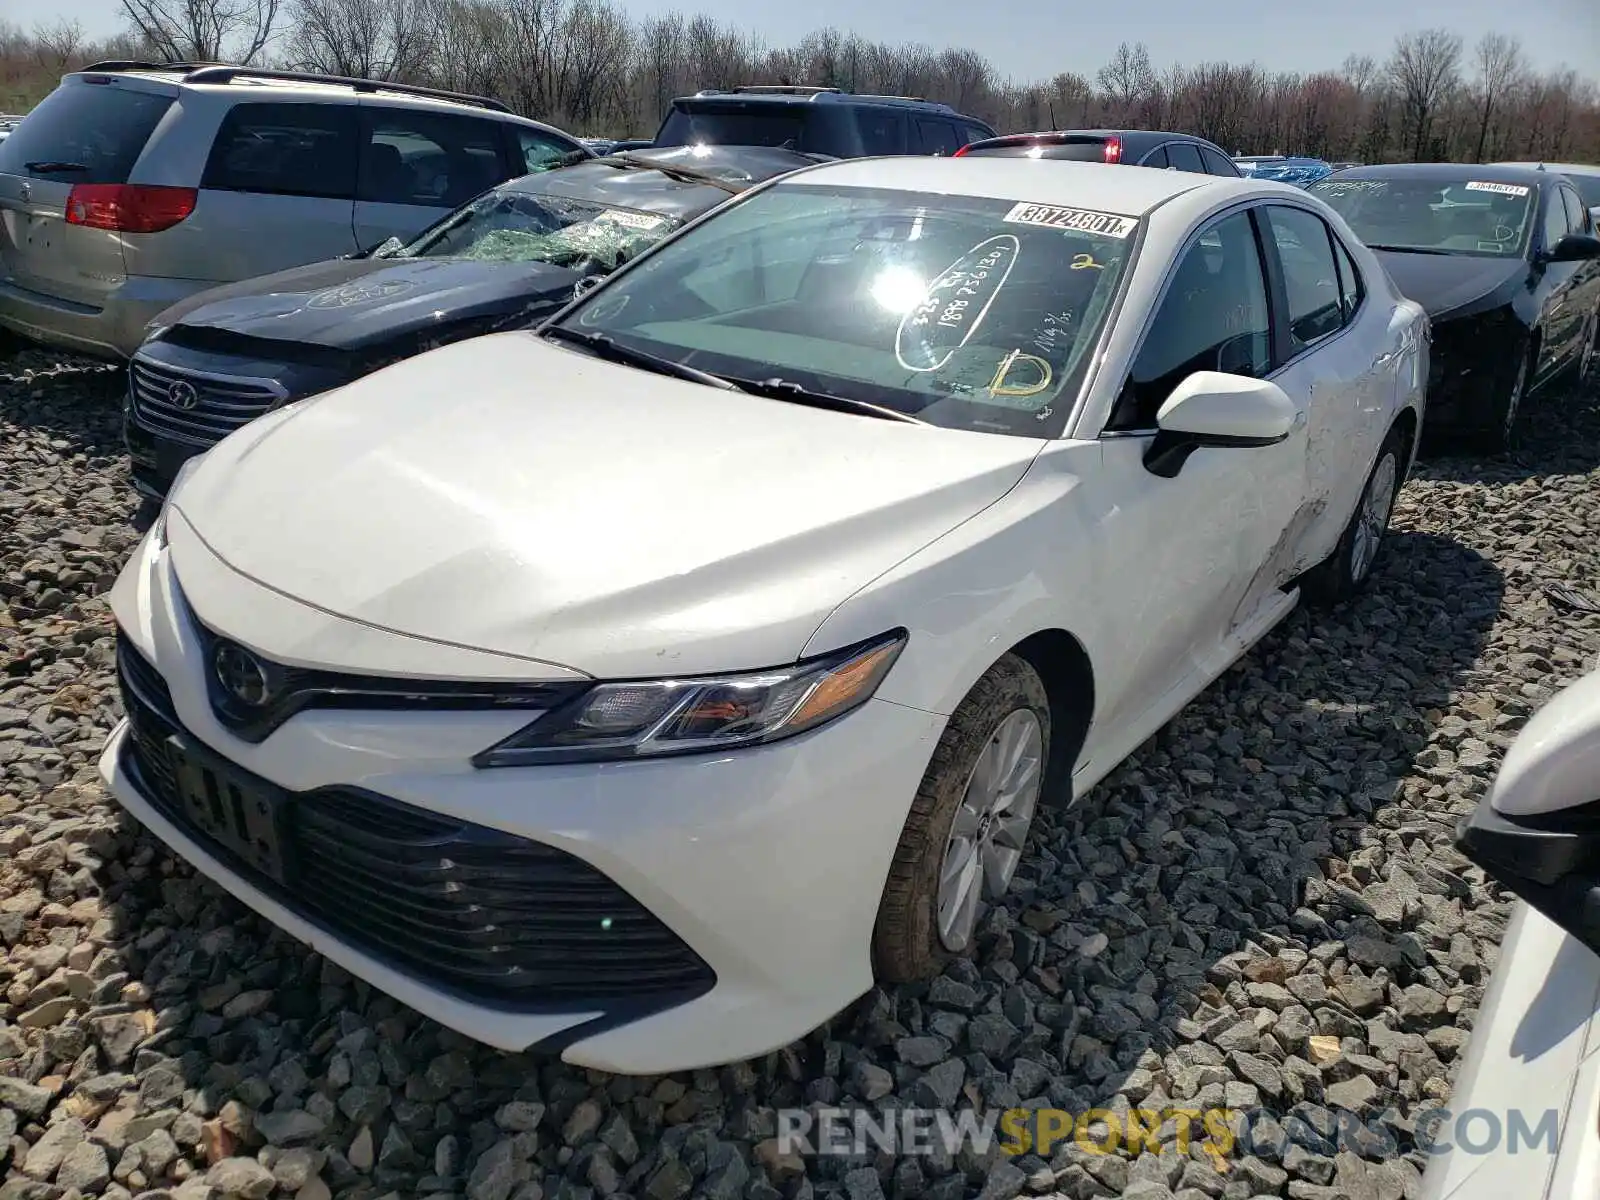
top-left (935, 708), bottom-right (1045, 952)
top-left (1349, 451), bottom-right (1398, 585)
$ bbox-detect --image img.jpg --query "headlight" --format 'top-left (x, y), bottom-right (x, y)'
top-left (473, 629), bottom-right (907, 767)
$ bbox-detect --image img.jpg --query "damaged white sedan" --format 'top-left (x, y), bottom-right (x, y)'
top-left (101, 157), bottom-right (1428, 1073)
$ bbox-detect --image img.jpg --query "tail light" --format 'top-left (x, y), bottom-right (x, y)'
top-left (952, 143), bottom-right (971, 157)
top-left (1103, 137), bottom-right (1123, 163)
top-left (64, 184), bottom-right (197, 233)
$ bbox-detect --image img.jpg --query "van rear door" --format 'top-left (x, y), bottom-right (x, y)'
top-left (0, 75), bottom-right (176, 310)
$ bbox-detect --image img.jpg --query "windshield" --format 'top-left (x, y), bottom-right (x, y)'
top-left (1310, 176), bottom-right (1536, 257)
top-left (550, 182), bottom-right (1138, 438)
top-left (398, 188), bottom-right (680, 270)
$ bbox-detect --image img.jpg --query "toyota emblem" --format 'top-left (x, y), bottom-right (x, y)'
top-left (167, 380), bottom-right (200, 410)
top-left (213, 641), bottom-right (272, 707)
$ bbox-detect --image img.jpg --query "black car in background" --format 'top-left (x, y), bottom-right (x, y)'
top-left (653, 85), bottom-right (995, 157)
top-left (1311, 163), bottom-right (1600, 449)
top-left (954, 128), bottom-right (1241, 177)
top-left (124, 145), bottom-right (825, 498)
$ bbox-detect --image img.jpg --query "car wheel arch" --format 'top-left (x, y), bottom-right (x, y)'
top-left (1004, 629), bottom-right (1096, 805)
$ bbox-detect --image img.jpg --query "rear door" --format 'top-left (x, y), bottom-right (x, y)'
top-left (353, 104), bottom-right (515, 249)
top-left (190, 100), bottom-right (360, 283)
top-left (1537, 184), bottom-right (1584, 380)
top-left (0, 76), bottom-right (176, 308)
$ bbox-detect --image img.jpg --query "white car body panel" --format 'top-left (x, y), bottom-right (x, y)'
top-left (102, 158), bottom-right (1429, 1071)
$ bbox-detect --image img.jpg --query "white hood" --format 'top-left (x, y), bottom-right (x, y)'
top-left (171, 333), bottom-right (1044, 678)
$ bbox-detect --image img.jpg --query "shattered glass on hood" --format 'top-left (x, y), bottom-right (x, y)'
top-left (400, 192), bottom-right (678, 271)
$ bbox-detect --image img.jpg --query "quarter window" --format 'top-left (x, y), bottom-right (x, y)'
top-left (1561, 188), bottom-right (1588, 236)
top-left (1265, 206), bottom-right (1345, 351)
top-left (202, 102), bottom-right (358, 199)
top-left (358, 110), bottom-right (508, 209)
top-left (1141, 146), bottom-right (1170, 170)
top-left (1332, 235), bottom-right (1364, 321)
top-left (1200, 147), bottom-right (1238, 177)
top-left (1108, 210), bottom-right (1273, 431)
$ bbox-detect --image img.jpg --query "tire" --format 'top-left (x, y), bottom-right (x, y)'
top-left (873, 654), bottom-right (1051, 983)
top-left (1300, 426), bottom-right (1406, 607)
top-left (1476, 341), bottom-right (1534, 453)
top-left (1575, 308), bottom-right (1599, 394)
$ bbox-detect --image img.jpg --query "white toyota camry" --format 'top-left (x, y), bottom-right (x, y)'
top-left (101, 157), bottom-right (1429, 1074)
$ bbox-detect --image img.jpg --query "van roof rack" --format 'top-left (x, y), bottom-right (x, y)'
top-left (77, 62), bottom-right (512, 114)
top-left (181, 66), bottom-right (513, 113)
top-left (852, 93), bottom-right (928, 103)
top-left (80, 60), bottom-right (228, 73)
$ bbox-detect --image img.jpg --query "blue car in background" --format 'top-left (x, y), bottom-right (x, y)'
top-left (1233, 155), bottom-right (1336, 187)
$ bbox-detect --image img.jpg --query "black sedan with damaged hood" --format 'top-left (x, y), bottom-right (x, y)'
top-left (1309, 163), bottom-right (1600, 449)
top-left (124, 145), bottom-right (826, 499)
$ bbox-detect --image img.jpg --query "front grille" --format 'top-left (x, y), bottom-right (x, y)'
top-left (113, 632), bottom-right (715, 1007)
top-left (129, 355), bottom-right (285, 447)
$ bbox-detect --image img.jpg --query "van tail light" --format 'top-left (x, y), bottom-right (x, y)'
top-left (1103, 137), bottom-right (1123, 163)
top-left (64, 184), bottom-right (197, 233)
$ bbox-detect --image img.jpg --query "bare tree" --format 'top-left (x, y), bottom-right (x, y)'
top-left (1096, 41), bottom-right (1154, 117)
top-left (285, 0), bottom-right (434, 79)
top-left (119, 0), bottom-right (281, 63)
top-left (1470, 33), bottom-right (1523, 162)
top-left (1387, 28), bottom-right (1462, 160)
top-left (32, 19), bottom-right (84, 71)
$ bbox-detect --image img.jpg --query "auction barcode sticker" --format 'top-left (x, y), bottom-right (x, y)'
top-left (1465, 181), bottom-right (1530, 196)
top-left (1003, 203), bottom-right (1139, 238)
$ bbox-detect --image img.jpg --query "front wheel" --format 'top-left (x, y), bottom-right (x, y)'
top-left (1575, 308), bottom-right (1598, 392)
top-left (1301, 427), bottom-right (1405, 607)
top-left (872, 654), bottom-right (1051, 983)
top-left (1477, 342), bottom-right (1534, 453)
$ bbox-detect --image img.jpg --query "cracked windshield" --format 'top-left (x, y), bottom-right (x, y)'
top-left (398, 190), bottom-right (679, 270)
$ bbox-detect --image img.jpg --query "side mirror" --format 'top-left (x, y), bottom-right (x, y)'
top-left (1543, 233), bottom-right (1600, 264)
top-left (1143, 371), bottom-right (1296, 478)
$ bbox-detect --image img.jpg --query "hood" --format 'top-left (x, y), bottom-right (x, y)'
top-left (158, 257), bottom-right (585, 350)
top-left (1372, 250), bottom-right (1527, 321)
top-left (169, 333), bottom-right (1045, 678)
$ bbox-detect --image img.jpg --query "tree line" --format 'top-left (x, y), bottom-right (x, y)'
top-left (2, 2), bottom-right (1597, 164)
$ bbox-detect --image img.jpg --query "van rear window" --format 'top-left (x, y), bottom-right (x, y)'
top-left (0, 83), bottom-right (173, 184)
top-left (655, 107), bottom-right (809, 151)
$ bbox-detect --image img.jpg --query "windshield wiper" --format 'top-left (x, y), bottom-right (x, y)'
top-left (543, 326), bottom-right (742, 390)
top-left (25, 161), bottom-right (88, 173)
top-left (594, 153), bottom-right (743, 194)
top-left (1366, 244), bottom-right (1455, 256)
top-left (726, 376), bottom-right (927, 424)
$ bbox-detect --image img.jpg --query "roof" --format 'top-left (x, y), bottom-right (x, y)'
top-left (1491, 161), bottom-right (1600, 177)
top-left (1328, 162), bottom-right (1554, 188)
top-left (766, 155), bottom-right (1239, 213)
top-left (672, 89), bottom-right (961, 115)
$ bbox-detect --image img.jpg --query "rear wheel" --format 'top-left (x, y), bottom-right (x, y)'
top-left (1301, 426), bottom-right (1405, 607)
top-left (873, 654), bottom-right (1050, 982)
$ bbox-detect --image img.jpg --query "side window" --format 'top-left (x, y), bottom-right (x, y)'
top-left (1331, 235), bottom-right (1364, 321)
top-left (516, 127), bottom-right (576, 174)
top-left (857, 110), bottom-right (907, 156)
top-left (1561, 188), bottom-right (1588, 237)
top-left (1140, 145), bottom-right (1170, 170)
top-left (359, 109), bottom-right (508, 209)
top-left (1107, 210), bottom-right (1273, 431)
top-left (202, 103), bottom-right (358, 199)
top-left (960, 122), bottom-right (991, 145)
top-left (1200, 147), bottom-right (1239, 177)
top-left (1166, 142), bottom-right (1205, 174)
top-left (1541, 190), bottom-right (1573, 250)
top-left (1265, 206), bottom-right (1345, 351)
top-left (915, 118), bottom-right (963, 156)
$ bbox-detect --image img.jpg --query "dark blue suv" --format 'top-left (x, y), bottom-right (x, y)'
top-left (652, 85), bottom-right (996, 158)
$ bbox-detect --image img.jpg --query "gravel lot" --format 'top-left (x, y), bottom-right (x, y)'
top-left (3, 349), bottom-right (1600, 1200)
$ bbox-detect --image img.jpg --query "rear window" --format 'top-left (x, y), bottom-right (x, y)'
top-left (202, 102), bottom-right (359, 200)
top-left (0, 82), bottom-right (173, 184)
top-left (965, 139), bottom-right (1109, 162)
top-left (656, 106), bottom-right (809, 151)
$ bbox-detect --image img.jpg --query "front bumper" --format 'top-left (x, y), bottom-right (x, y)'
top-left (0, 273), bottom-right (215, 362)
top-left (99, 529), bottom-right (944, 1072)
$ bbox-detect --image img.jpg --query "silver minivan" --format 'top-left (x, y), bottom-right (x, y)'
top-left (0, 64), bottom-right (588, 361)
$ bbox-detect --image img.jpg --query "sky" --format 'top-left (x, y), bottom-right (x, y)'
top-left (14, 0), bottom-right (1600, 86)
